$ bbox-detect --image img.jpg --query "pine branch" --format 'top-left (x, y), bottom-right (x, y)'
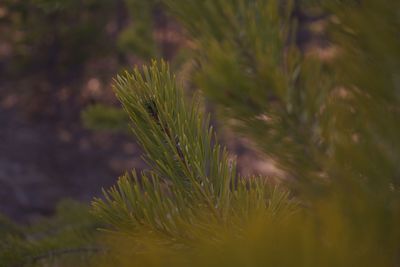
top-left (93, 61), bottom-right (296, 240)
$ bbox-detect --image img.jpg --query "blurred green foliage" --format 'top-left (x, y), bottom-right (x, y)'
top-left (118, 0), bottom-right (160, 60)
top-left (0, 200), bottom-right (102, 267)
top-left (1, 0), bottom-right (114, 76)
top-left (0, 0), bottom-right (163, 78)
top-left (82, 104), bottom-right (129, 132)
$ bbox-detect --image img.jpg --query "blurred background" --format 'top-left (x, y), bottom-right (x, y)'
top-left (1, 0), bottom-right (293, 222)
top-left (0, 0), bottom-right (185, 222)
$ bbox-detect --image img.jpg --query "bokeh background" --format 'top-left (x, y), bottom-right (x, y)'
top-left (0, 0), bottom-right (175, 222)
top-left (0, 0), bottom-right (324, 222)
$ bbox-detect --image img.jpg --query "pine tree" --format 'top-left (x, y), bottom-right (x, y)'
top-left (92, 0), bottom-right (400, 265)
top-left (1, 0), bottom-right (399, 266)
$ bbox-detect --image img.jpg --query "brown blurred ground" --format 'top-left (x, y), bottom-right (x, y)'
top-left (0, 65), bottom-right (146, 222)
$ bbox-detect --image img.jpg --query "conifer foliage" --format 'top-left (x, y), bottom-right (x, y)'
top-left (93, 0), bottom-right (400, 266)
top-left (1, 0), bottom-right (400, 266)
top-left (93, 61), bottom-right (295, 238)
